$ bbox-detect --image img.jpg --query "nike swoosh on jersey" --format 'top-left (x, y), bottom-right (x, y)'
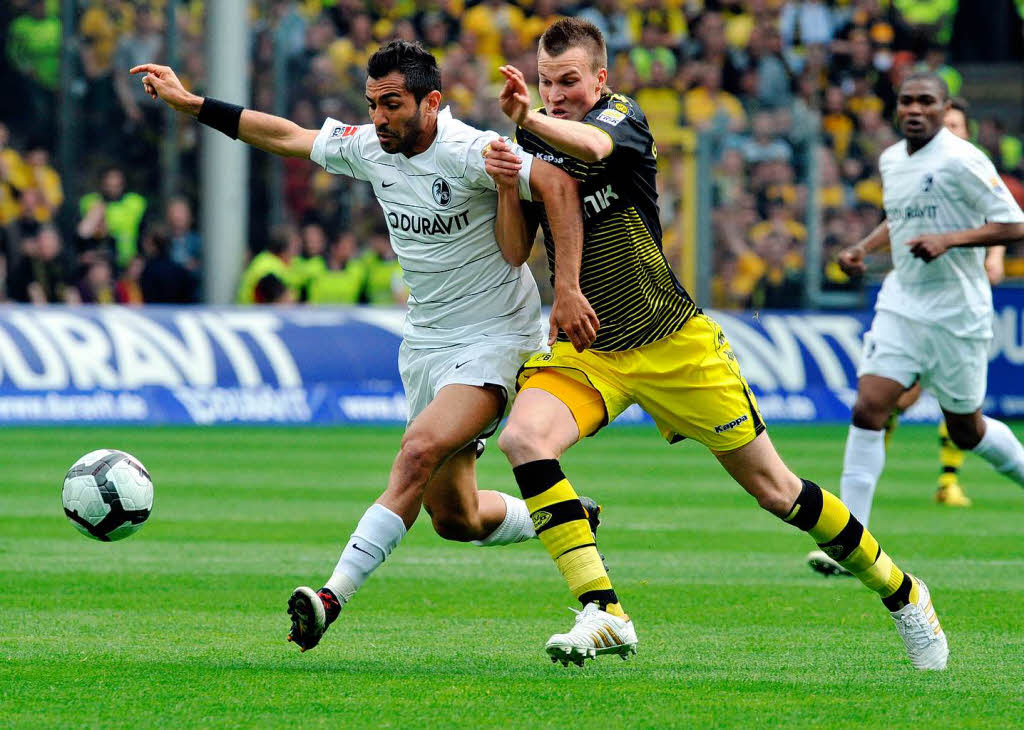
top-left (382, 181), bottom-right (397, 188)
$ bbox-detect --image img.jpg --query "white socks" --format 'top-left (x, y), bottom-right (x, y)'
top-left (471, 492), bottom-right (536, 546)
top-left (325, 503), bottom-right (406, 604)
top-left (840, 425), bottom-right (886, 528)
top-left (972, 416), bottom-right (1024, 486)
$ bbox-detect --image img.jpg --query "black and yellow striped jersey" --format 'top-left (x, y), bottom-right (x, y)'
top-left (517, 92), bottom-right (697, 352)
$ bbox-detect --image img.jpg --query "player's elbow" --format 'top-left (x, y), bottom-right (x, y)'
top-left (534, 167), bottom-right (579, 205)
top-left (579, 135), bottom-right (613, 163)
top-left (501, 242), bottom-right (529, 267)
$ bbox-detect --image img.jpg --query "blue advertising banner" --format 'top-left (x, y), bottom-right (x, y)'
top-left (0, 293), bottom-right (1020, 425)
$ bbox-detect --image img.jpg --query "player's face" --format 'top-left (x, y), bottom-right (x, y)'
top-left (944, 108), bottom-right (969, 140)
top-left (896, 79), bottom-right (947, 145)
top-left (365, 72), bottom-right (432, 155)
top-left (537, 46), bottom-right (607, 122)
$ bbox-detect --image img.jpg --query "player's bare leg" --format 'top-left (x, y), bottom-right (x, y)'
top-left (945, 408), bottom-right (1024, 489)
top-left (500, 379), bottom-right (635, 665)
top-left (421, 438), bottom-right (536, 546)
top-left (289, 384), bottom-right (524, 651)
top-left (837, 374), bottom-right (908, 530)
top-left (716, 431), bottom-right (948, 670)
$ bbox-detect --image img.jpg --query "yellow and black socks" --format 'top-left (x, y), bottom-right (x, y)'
top-left (512, 459), bottom-right (625, 618)
top-left (938, 421), bottom-right (965, 488)
top-left (785, 479), bottom-right (919, 611)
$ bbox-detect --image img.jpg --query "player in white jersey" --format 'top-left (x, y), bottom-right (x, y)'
top-left (131, 41), bottom-right (594, 652)
top-left (807, 72), bottom-right (1024, 578)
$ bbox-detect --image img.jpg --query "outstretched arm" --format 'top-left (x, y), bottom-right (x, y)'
top-left (129, 64), bottom-right (318, 159)
top-left (498, 65), bottom-right (613, 163)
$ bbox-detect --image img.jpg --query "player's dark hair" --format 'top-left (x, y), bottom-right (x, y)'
top-left (539, 18), bottom-right (607, 72)
top-left (948, 96), bottom-right (970, 120)
top-left (899, 70), bottom-right (949, 101)
top-left (366, 41), bottom-right (441, 103)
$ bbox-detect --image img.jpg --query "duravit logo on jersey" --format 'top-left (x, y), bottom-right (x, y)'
top-left (886, 204), bottom-right (938, 221)
top-left (386, 210), bottom-right (471, 235)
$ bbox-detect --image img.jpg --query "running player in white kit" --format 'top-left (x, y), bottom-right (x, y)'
top-left (131, 41), bottom-right (592, 652)
top-left (814, 72), bottom-right (1024, 576)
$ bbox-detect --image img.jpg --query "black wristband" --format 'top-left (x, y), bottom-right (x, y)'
top-left (197, 97), bottom-right (244, 139)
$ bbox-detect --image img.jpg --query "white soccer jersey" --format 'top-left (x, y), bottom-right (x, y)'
top-left (876, 127), bottom-right (1024, 339)
top-left (310, 107), bottom-right (544, 350)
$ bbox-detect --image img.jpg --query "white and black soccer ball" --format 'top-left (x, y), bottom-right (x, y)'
top-left (62, 449), bottom-right (153, 541)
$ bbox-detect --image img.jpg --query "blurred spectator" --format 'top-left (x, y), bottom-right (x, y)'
top-left (892, 0), bottom-right (958, 46)
top-left (577, 0), bottom-right (631, 56)
top-left (309, 231), bottom-right (369, 304)
top-left (112, 5), bottom-right (165, 177)
top-left (361, 228), bottom-right (406, 305)
top-left (79, 165), bottom-right (148, 269)
top-left (77, 252), bottom-right (117, 304)
top-left (116, 256), bottom-right (145, 305)
top-left (139, 227), bottom-right (196, 304)
top-left (165, 196), bottom-right (201, 271)
top-left (238, 223), bottom-right (301, 304)
top-left (978, 117), bottom-right (1024, 176)
top-left (0, 122), bottom-right (31, 227)
top-left (22, 147), bottom-right (63, 222)
top-left (255, 272), bottom-right (296, 305)
top-left (6, 0), bottom-right (60, 141)
top-left (780, 0), bottom-right (834, 49)
top-left (293, 219), bottom-right (329, 300)
top-left (7, 224), bottom-right (76, 304)
top-left (683, 62), bottom-right (747, 133)
top-left (740, 113), bottom-right (793, 164)
top-left (748, 22), bottom-right (793, 109)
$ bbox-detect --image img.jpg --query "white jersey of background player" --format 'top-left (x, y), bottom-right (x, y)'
top-left (831, 72), bottom-right (1024, 540)
top-left (132, 41), bottom-right (587, 652)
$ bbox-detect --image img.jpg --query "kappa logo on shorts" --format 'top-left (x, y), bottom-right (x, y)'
top-left (714, 414), bottom-right (749, 434)
top-left (532, 510), bottom-right (553, 531)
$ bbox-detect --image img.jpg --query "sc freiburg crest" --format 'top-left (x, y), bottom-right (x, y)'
top-left (432, 178), bottom-right (452, 207)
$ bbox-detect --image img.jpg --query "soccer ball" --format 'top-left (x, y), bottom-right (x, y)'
top-left (62, 449), bottom-right (154, 541)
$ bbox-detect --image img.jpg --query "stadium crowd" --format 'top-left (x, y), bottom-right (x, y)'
top-left (1, 0), bottom-right (1022, 307)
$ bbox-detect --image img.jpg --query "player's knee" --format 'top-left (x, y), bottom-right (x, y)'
top-left (945, 419), bottom-right (982, 450)
top-left (851, 397), bottom-right (890, 431)
top-left (430, 511), bottom-right (480, 542)
top-left (397, 434), bottom-right (446, 482)
top-left (751, 474), bottom-right (801, 517)
top-left (497, 420), bottom-right (541, 462)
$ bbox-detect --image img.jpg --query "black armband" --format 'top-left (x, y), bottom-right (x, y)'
top-left (197, 97), bottom-right (244, 139)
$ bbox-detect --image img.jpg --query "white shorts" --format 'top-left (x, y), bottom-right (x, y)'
top-left (858, 310), bottom-right (989, 414)
top-left (399, 337), bottom-right (542, 437)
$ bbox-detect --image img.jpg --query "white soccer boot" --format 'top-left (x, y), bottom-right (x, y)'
top-left (806, 549), bottom-right (853, 577)
top-left (890, 577), bottom-right (948, 670)
top-left (545, 603), bottom-right (638, 667)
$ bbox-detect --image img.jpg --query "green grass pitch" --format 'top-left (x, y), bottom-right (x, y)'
top-left (2, 424), bottom-right (1022, 728)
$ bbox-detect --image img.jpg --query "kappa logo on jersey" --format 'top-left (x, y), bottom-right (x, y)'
top-left (921, 173), bottom-right (934, 193)
top-left (596, 109), bottom-right (626, 126)
top-left (331, 125), bottom-right (358, 139)
top-left (432, 178), bottom-right (452, 207)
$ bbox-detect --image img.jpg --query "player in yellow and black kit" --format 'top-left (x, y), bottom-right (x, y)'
top-left (482, 17), bottom-right (949, 670)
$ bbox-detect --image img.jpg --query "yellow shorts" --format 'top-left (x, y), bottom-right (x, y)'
top-left (517, 314), bottom-right (765, 452)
